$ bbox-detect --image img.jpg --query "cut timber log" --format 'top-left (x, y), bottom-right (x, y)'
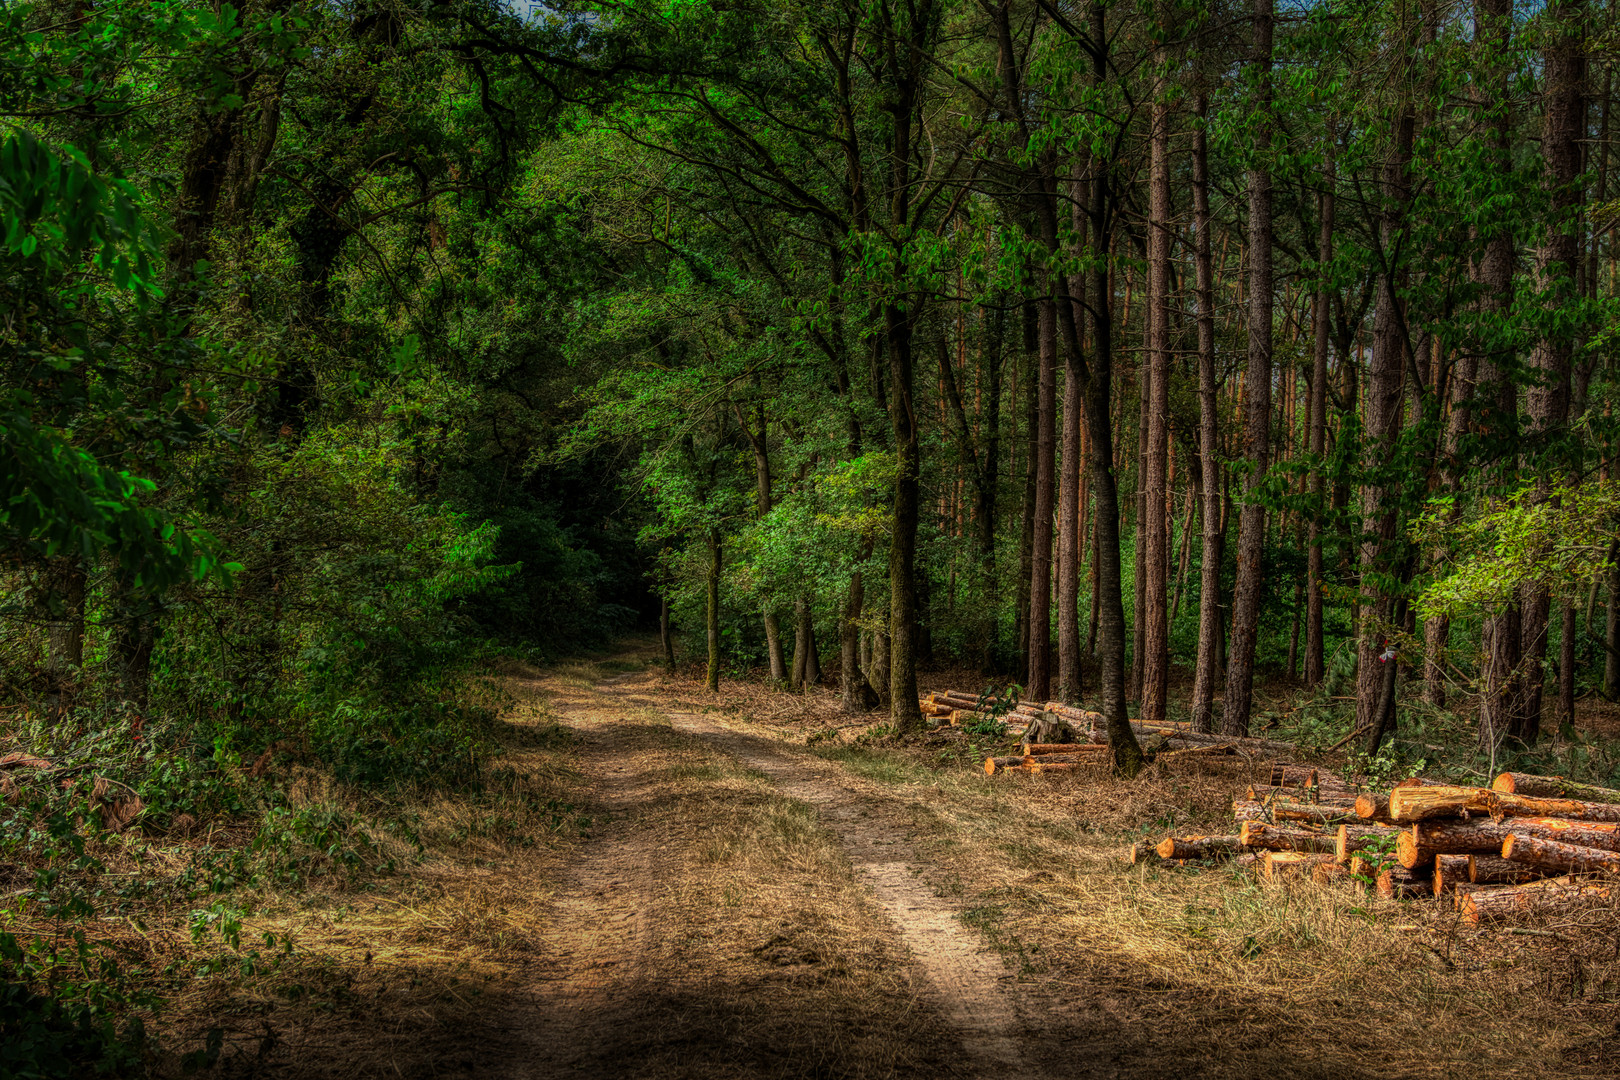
top-left (1270, 765), bottom-right (1317, 788)
top-left (1400, 817), bottom-right (1620, 868)
top-left (1156, 834), bottom-right (1243, 861)
top-left (1434, 855), bottom-right (1471, 895)
top-left (1458, 876), bottom-right (1606, 925)
top-left (1354, 792), bottom-right (1393, 824)
top-left (1128, 840), bottom-right (1161, 865)
top-left (1469, 855), bottom-right (1546, 886)
top-left (1232, 799), bottom-right (1267, 822)
top-left (1156, 745), bottom-right (1238, 760)
top-left (1123, 725), bottom-right (1296, 754)
top-left (1314, 861), bottom-right (1352, 884)
top-left (1388, 785), bottom-right (1620, 825)
top-left (1376, 865), bottom-right (1432, 900)
top-left (1002, 761), bottom-right (1091, 775)
top-left (1247, 784), bottom-right (1287, 802)
top-left (1238, 821), bottom-right (1335, 854)
top-left (1266, 801), bottom-right (1359, 826)
top-left (985, 757), bottom-right (1025, 775)
top-left (1024, 742), bottom-right (1093, 755)
top-left (1492, 773), bottom-right (1620, 806)
top-left (1336, 824), bottom-right (1401, 863)
top-left (1264, 852), bottom-right (1335, 880)
top-left (1501, 834), bottom-right (1620, 875)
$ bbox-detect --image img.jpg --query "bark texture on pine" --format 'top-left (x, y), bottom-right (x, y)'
top-left (1354, 99), bottom-right (1414, 735)
top-left (44, 557), bottom-right (86, 684)
top-left (1190, 95), bottom-right (1223, 734)
top-left (887, 303), bottom-right (924, 732)
top-left (1140, 76), bottom-right (1173, 728)
top-left (1016, 302), bottom-right (1039, 676)
top-left (1057, 340), bottom-right (1084, 702)
top-left (1476, 0), bottom-right (1522, 750)
top-left (1516, 0), bottom-right (1584, 745)
top-left (1083, 0), bottom-right (1144, 775)
top-left (1305, 142), bottom-right (1333, 689)
top-left (660, 597), bottom-right (675, 673)
top-left (1222, 0), bottom-right (1273, 737)
top-left (1026, 296), bottom-right (1058, 702)
top-left (705, 531), bottom-right (721, 693)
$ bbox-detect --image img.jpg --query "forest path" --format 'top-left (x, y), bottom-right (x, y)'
top-left (483, 665), bottom-right (1090, 1079)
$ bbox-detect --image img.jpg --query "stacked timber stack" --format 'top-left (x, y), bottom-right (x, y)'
top-left (1369, 772), bottom-right (1620, 923)
top-left (1137, 763), bottom-right (1357, 874)
top-left (917, 688), bottom-right (1302, 778)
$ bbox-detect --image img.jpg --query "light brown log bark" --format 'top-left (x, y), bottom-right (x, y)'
top-left (1156, 835), bottom-right (1243, 860)
top-left (1492, 773), bottom-right (1620, 804)
top-left (1336, 824), bottom-right (1401, 863)
top-left (1501, 833), bottom-right (1620, 875)
top-left (1265, 852), bottom-right (1334, 880)
top-left (1377, 865), bottom-right (1432, 900)
top-left (1239, 821), bottom-right (1334, 853)
top-left (1390, 785), bottom-right (1620, 825)
top-left (1434, 854), bottom-right (1472, 895)
top-left (1469, 855), bottom-right (1546, 886)
top-left (1460, 876), bottom-right (1604, 925)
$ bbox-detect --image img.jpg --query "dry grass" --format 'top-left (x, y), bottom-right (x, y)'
top-left (655, 662), bottom-right (1620, 1080)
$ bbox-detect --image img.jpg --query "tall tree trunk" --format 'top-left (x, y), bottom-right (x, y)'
top-left (1141, 56), bottom-right (1173, 728)
top-left (1222, 0), bottom-right (1274, 737)
top-left (1476, 0), bottom-right (1522, 749)
top-left (1517, 0), bottom-right (1585, 745)
top-left (795, 597), bottom-right (822, 688)
top-left (980, 299), bottom-right (1005, 675)
top-left (1027, 296), bottom-right (1058, 702)
top-left (44, 557), bottom-right (86, 686)
top-left (1085, 0), bottom-right (1145, 775)
top-left (1132, 351), bottom-right (1149, 703)
top-left (1057, 320), bottom-right (1084, 703)
top-left (1305, 134), bottom-right (1334, 689)
top-left (706, 530), bottom-right (722, 693)
top-left (887, 299), bottom-right (924, 731)
top-left (1354, 58), bottom-right (1416, 736)
top-left (841, 563), bottom-right (877, 710)
top-left (1607, 547), bottom-right (1620, 697)
top-left (1191, 94), bottom-right (1225, 734)
top-left (740, 406), bottom-right (789, 683)
top-left (660, 596), bottom-right (675, 673)
top-left (1015, 302), bottom-right (1039, 676)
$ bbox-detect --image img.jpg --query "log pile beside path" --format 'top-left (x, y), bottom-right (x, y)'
top-left (1134, 766), bottom-right (1620, 928)
top-left (919, 689), bottom-right (1299, 777)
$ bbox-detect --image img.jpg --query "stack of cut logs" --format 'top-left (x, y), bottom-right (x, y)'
top-left (918, 690), bottom-right (1296, 776)
top-left (1142, 767), bottom-right (1620, 925)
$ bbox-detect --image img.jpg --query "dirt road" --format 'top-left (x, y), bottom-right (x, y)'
top-left (484, 668), bottom-right (1080, 1079)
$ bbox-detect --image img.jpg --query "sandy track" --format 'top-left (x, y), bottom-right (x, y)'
top-left (475, 671), bottom-right (1083, 1079)
top-left (659, 706), bottom-right (1039, 1079)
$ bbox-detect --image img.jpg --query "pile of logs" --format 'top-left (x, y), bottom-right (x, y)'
top-left (1140, 767), bottom-right (1620, 925)
top-left (918, 690), bottom-right (1297, 776)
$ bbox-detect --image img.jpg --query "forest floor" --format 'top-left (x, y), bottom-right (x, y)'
top-left (158, 642), bottom-right (1620, 1078)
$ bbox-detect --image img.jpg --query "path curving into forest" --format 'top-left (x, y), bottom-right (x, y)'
top-left (478, 667), bottom-right (1084, 1079)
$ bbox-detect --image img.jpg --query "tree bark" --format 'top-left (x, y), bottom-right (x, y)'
top-left (1057, 310), bottom-right (1085, 703)
top-left (1191, 95), bottom-right (1224, 734)
top-left (1016, 302), bottom-right (1039, 676)
top-left (1222, 0), bottom-right (1274, 737)
top-left (1140, 41), bottom-right (1173, 729)
top-left (1501, 833), bottom-right (1620, 875)
top-left (44, 557), bottom-right (86, 686)
top-left (660, 596), bottom-right (675, 673)
top-left (1026, 296), bottom-right (1058, 702)
top-left (1305, 135), bottom-right (1333, 688)
top-left (706, 530), bottom-right (722, 692)
top-left (1517, 0), bottom-right (1585, 745)
top-left (1476, 0), bottom-right (1522, 751)
top-left (1083, 0), bottom-right (1145, 775)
